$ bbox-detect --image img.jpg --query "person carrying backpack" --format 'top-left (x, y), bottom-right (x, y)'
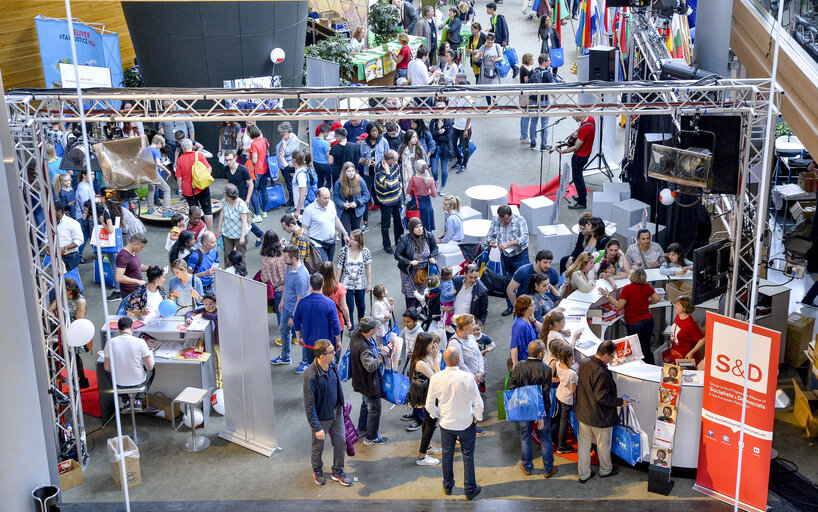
top-left (527, 53), bottom-right (555, 151)
top-left (292, 150), bottom-right (318, 220)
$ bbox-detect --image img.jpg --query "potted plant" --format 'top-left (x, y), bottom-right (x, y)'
top-left (368, 1), bottom-right (401, 46)
top-left (304, 36), bottom-right (357, 84)
top-left (121, 65), bottom-right (143, 88)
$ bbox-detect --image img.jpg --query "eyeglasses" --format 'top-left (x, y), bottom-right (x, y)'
top-left (324, 348), bottom-right (336, 356)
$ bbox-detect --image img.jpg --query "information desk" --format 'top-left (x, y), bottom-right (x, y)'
top-left (558, 268), bottom-right (705, 469)
top-left (96, 316), bottom-right (215, 425)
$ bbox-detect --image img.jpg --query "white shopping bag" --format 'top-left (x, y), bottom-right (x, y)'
top-left (91, 217), bottom-right (121, 247)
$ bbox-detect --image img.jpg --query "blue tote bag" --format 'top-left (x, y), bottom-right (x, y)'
top-left (338, 349), bottom-right (351, 382)
top-left (503, 385), bottom-right (546, 422)
top-left (381, 368), bottom-right (410, 405)
top-left (495, 54), bottom-right (511, 78)
top-left (503, 47), bottom-right (519, 68)
top-left (550, 48), bottom-right (565, 68)
top-left (611, 404), bottom-right (646, 466)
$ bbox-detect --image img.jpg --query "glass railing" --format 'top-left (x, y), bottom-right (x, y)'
top-left (748, 0), bottom-right (818, 72)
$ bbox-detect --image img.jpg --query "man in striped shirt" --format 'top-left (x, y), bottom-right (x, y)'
top-left (281, 213), bottom-right (312, 265)
top-left (374, 150), bottom-right (404, 254)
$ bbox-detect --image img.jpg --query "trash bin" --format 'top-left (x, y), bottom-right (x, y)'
top-left (32, 484), bottom-right (60, 512)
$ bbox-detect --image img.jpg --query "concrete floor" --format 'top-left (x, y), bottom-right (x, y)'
top-left (60, 1), bottom-right (817, 507)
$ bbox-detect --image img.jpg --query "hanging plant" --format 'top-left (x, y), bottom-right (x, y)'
top-left (368, 1), bottom-right (401, 45)
top-left (121, 66), bottom-right (143, 88)
top-left (304, 36), bottom-right (356, 84)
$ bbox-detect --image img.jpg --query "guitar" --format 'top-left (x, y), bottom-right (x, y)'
top-left (552, 133), bottom-right (577, 153)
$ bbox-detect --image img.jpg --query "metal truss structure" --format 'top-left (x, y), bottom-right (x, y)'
top-left (4, 77), bottom-right (777, 466)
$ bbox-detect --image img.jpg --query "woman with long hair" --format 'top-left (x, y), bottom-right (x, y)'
top-left (336, 228), bottom-right (372, 330)
top-left (259, 230), bottom-right (286, 323)
top-left (125, 265), bottom-right (168, 317)
top-left (600, 268), bottom-right (661, 364)
top-left (395, 217), bottom-right (439, 309)
top-left (169, 230), bottom-right (195, 266)
top-left (406, 159), bottom-right (437, 231)
top-left (398, 129), bottom-right (428, 185)
top-left (168, 259), bottom-right (204, 314)
top-left (333, 162), bottom-right (370, 236)
top-left (319, 261), bottom-right (351, 336)
top-left (528, 274), bottom-right (556, 322)
top-left (562, 252), bottom-right (597, 295)
top-left (218, 121), bottom-right (241, 159)
top-left (407, 332), bottom-right (443, 466)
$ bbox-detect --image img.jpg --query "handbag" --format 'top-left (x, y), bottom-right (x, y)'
top-left (265, 184), bottom-right (287, 211)
top-left (381, 368), bottom-right (410, 405)
top-left (338, 349), bottom-right (351, 382)
top-left (252, 270), bottom-right (276, 300)
top-left (550, 47), bottom-right (565, 68)
top-left (497, 371), bottom-right (511, 420)
top-left (413, 260), bottom-right (429, 285)
top-left (264, 139), bottom-right (279, 180)
top-left (612, 404), bottom-right (647, 465)
top-left (404, 178), bottom-right (421, 220)
top-left (503, 47), bottom-right (519, 67)
top-left (503, 384), bottom-right (547, 422)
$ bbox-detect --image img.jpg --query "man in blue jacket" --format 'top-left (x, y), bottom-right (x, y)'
top-left (486, 2), bottom-right (519, 77)
top-left (303, 338), bottom-right (352, 486)
top-left (293, 273), bottom-right (342, 374)
top-left (452, 264), bottom-right (489, 324)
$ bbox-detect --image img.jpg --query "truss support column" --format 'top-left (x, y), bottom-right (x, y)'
top-left (0, 67), bottom-right (60, 511)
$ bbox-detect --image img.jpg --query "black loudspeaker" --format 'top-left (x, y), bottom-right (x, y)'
top-left (589, 46), bottom-right (616, 81)
top-left (607, 0), bottom-right (650, 6)
top-left (680, 115), bottom-right (741, 195)
top-left (648, 466), bottom-right (675, 495)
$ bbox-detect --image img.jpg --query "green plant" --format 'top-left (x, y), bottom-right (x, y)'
top-left (368, 1), bottom-right (401, 45)
top-left (121, 66), bottom-right (143, 88)
top-left (305, 36), bottom-right (356, 84)
top-left (775, 121), bottom-right (793, 138)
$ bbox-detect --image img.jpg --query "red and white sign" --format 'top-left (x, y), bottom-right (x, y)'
top-left (610, 334), bottom-right (644, 366)
top-left (693, 313), bottom-right (781, 512)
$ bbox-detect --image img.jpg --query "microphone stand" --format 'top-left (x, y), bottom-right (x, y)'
top-left (537, 116), bottom-right (568, 193)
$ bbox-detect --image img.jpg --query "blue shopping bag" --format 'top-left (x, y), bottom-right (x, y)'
top-left (468, 140), bottom-right (477, 157)
top-left (338, 349), bottom-right (351, 382)
top-left (381, 368), bottom-right (410, 405)
top-left (549, 48), bottom-right (565, 68)
top-left (504, 47), bottom-right (519, 68)
top-left (266, 156), bottom-right (279, 181)
top-left (496, 54), bottom-right (511, 78)
top-left (265, 184), bottom-right (287, 211)
top-left (611, 405), bottom-right (644, 465)
top-left (503, 385), bottom-right (547, 422)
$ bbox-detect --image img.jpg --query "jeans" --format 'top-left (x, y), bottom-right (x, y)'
top-left (357, 395), bottom-right (382, 441)
top-left (249, 222), bottom-right (263, 239)
top-left (282, 166), bottom-right (295, 206)
top-left (529, 116), bottom-right (549, 147)
top-left (571, 0), bottom-right (581, 16)
top-left (271, 293), bottom-right (282, 325)
top-left (346, 288), bottom-right (367, 329)
top-left (312, 411), bottom-right (345, 474)
top-left (379, 203), bottom-right (404, 249)
top-left (148, 175), bottom-right (172, 212)
top-left (78, 218), bottom-right (92, 258)
top-left (502, 248), bottom-right (531, 308)
top-left (257, 172), bottom-right (270, 212)
top-left (429, 154), bottom-right (449, 188)
top-left (626, 317), bottom-right (655, 364)
top-left (578, 422), bottom-right (613, 479)
top-left (362, 172), bottom-right (375, 223)
top-left (556, 400), bottom-right (573, 451)
top-left (313, 238), bottom-right (337, 263)
top-left (419, 407), bottom-right (438, 454)
top-left (340, 211), bottom-right (362, 240)
top-left (63, 251), bottom-right (80, 271)
top-left (452, 129), bottom-right (470, 165)
top-left (250, 181), bottom-right (262, 215)
top-left (279, 309), bottom-right (293, 360)
top-left (315, 162), bottom-right (333, 190)
top-left (166, 140), bottom-right (178, 167)
top-left (520, 419), bottom-right (554, 473)
top-left (441, 422), bottom-right (477, 494)
top-left (302, 346), bottom-right (316, 365)
top-left (395, 68), bottom-right (408, 83)
top-left (521, 117), bottom-right (530, 140)
top-left (571, 154), bottom-right (590, 206)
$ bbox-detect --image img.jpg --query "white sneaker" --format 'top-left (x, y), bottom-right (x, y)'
top-left (427, 445), bottom-right (442, 455)
top-left (416, 455), bottom-right (440, 466)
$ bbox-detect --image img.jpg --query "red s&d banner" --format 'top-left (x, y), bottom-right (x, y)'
top-left (693, 313), bottom-right (781, 512)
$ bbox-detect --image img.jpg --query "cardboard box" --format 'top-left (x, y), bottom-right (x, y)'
top-left (665, 280), bottom-right (692, 305)
top-left (798, 171), bottom-right (817, 193)
top-left (792, 378), bottom-right (818, 438)
top-left (148, 393), bottom-right (182, 422)
top-left (786, 313), bottom-right (815, 366)
top-left (58, 459), bottom-right (83, 491)
top-left (107, 436), bottom-right (141, 489)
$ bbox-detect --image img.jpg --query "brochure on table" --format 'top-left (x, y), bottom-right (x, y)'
top-left (351, 35), bottom-right (426, 81)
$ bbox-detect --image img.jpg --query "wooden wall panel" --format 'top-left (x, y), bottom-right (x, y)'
top-left (0, 2), bottom-right (135, 91)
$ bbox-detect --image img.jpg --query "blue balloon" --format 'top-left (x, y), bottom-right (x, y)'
top-left (158, 299), bottom-right (177, 318)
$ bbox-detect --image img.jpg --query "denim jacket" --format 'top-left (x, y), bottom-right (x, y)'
top-left (358, 136), bottom-right (389, 175)
top-left (333, 178), bottom-right (371, 218)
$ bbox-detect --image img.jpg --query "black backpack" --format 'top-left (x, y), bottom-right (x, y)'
top-left (528, 67), bottom-right (553, 105)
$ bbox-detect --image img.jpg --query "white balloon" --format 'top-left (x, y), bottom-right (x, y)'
top-left (211, 388), bottom-right (225, 415)
top-left (270, 48), bottom-right (285, 64)
top-left (659, 188), bottom-right (676, 206)
top-left (183, 407), bottom-right (204, 429)
top-left (65, 318), bottom-right (95, 347)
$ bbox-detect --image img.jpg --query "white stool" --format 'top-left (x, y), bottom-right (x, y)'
top-left (602, 181), bottom-right (631, 201)
top-left (611, 199), bottom-right (651, 235)
top-left (459, 205), bottom-right (483, 222)
top-left (462, 219), bottom-right (492, 245)
top-left (536, 224), bottom-right (572, 263)
top-left (171, 387), bottom-right (212, 453)
top-left (116, 384), bottom-right (150, 445)
top-left (438, 242), bottom-right (466, 268)
top-left (489, 204), bottom-right (519, 218)
top-left (520, 196), bottom-right (555, 230)
top-left (466, 185), bottom-right (507, 218)
top-left (591, 191), bottom-right (620, 220)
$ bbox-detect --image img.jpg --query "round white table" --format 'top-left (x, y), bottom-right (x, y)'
top-left (774, 135), bottom-right (803, 156)
top-left (466, 185), bottom-right (508, 218)
top-left (462, 219), bottom-right (492, 244)
top-left (572, 221), bottom-right (617, 237)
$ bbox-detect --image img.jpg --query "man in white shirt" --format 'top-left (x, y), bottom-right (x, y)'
top-left (302, 187), bottom-right (349, 262)
top-left (407, 45), bottom-right (442, 86)
top-left (104, 316), bottom-right (155, 412)
top-left (55, 200), bottom-right (84, 271)
top-left (425, 347), bottom-right (484, 500)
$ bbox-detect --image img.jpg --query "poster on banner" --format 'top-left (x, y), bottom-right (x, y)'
top-left (59, 63), bottom-right (112, 88)
top-left (34, 16), bottom-right (123, 89)
top-left (651, 446), bottom-right (672, 468)
top-left (610, 334), bottom-right (644, 366)
top-left (693, 312), bottom-right (781, 512)
top-left (657, 404), bottom-right (677, 424)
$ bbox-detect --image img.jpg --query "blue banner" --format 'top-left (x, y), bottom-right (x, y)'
top-left (34, 16), bottom-right (123, 88)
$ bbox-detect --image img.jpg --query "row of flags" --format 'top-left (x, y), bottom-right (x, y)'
top-left (566, 0), bottom-right (693, 65)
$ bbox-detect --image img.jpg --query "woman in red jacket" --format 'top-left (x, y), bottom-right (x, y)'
top-left (669, 296), bottom-right (705, 363)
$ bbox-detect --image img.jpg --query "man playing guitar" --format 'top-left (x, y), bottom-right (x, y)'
top-left (556, 115), bottom-right (596, 209)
